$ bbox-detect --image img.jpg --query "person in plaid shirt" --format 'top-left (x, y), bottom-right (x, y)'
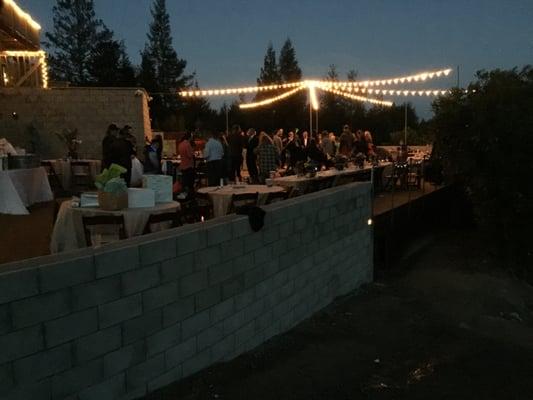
top-left (255, 132), bottom-right (280, 183)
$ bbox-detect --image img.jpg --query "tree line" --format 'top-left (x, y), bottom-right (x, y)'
top-left (44, 0), bottom-right (423, 143)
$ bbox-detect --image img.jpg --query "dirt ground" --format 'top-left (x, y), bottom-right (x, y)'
top-left (147, 228), bottom-right (533, 400)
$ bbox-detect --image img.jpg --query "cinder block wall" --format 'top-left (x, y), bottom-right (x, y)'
top-left (0, 87), bottom-right (151, 160)
top-left (0, 183), bottom-right (373, 400)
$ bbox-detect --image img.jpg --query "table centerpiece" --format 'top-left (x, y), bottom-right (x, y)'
top-left (95, 164), bottom-right (128, 211)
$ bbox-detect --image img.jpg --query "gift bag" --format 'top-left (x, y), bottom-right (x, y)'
top-left (131, 157), bottom-right (144, 187)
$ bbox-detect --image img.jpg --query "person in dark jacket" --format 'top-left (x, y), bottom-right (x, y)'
top-left (102, 124), bottom-right (119, 169)
top-left (245, 128), bottom-right (259, 183)
top-left (227, 124), bottom-right (244, 181)
top-left (143, 135), bottom-right (163, 174)
top-left (109, 128), bottom-right (135, 186)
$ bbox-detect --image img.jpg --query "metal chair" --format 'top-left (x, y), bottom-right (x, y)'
top-left (41, 161), bottom-right (65, 196)
top-left (195, 192), bottom-right (214, 220)
top-left (82, 215), bottom-right (126, 247)
top-left (143, 211), bottom-right (182, 234)
top-left (265, 190), bottom-right (289, 205)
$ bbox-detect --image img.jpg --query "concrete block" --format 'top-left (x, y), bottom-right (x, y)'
top-left (254, 245), bottom-right (272, 265)
top-left (72, 276), bottom-right (121, 311)
top-left (272, 269), bottom-right (289, 289)
top-left (160, 254), bottom-right (194, 283)
top-left (235, 320), bottom-right (255, 348)
top-left (0, 305), bottom-right (10, 335)
top-left (207, 223), bottom-right (232, 246)
top-left (234, 288), bottom-right (255, 311)
top-left (177, 230), bottom-right (207, 255)
top-left (232, 252), bottom-right (253, 275)
top-left (95, 247), bottom-right (139, 279)
top-left (212, 334), bottom-right (235, 362)
top-left (255, 276), bottom-right (273, 300)
top-left (255, 310), bottom-right (273, 333)
top-left (143, 281), bottom-right (178, 312)
top-left (162, 297), bottom-right (195, 327)
top-left (262, 226), bottom-right (280, 244)
top-left (104, 340), bottom-right (145, 378)
top-left (180, 270), bottom-right (208, 297)
top-left (99, 294), bottom-right (142, 329)
top-left (294, 216), bottom-right (308, 231)
top-left (139, 238), bottom-right (177, 266)
top-left (45, 308), bottom-right (98, 347)
top-left (223, 309), bottom-right (245, 335)
top-left (262, 260), bottom-right (279, 278)
top-left (1, 379), bottom-right (51, 400)
top-left (197, 322), bottom-right (224, 351)
top-left (220, 239), bottom-right (244, 262)
top-left (243, 300), bottom-right (265, 324)
top-left (195, 286), bottom-right (221, 311)
top-left (40, 256), bottom-right (95, 293)
top-left (123, 308), bottom-right (162, 345)
top-left (182, 349), bottom-right (211, 378)
top-left (208, 260), bottom-right (233, 285)
top-left (126, 354), bottom-right (165, 391)
top-left (221, 276), bottom-right (244, 300)
top-left (79, 373), bottom-right (126, 400)
top-left (181, 309), bottom-right (210, 340)
top-left (51, 359), bottom-right (103, 399)
top-left (75, 326), bottom-right (121, 364)
top-left (244, 266), bottom-right (264, 289)
top-left (147, 367), bottom-right (179, 393)
top-left (210, 298), bottom-right (234, 323)
top-left (122, 264), bottom-right (160, 296)
top-left (272, 239), bottom-right (288, 257)
top-left (146, 323), bottom-right (181, 357)
top-left (244, 233), bottom-right (263, 253)
top-left (194, 246), bottom-right (221, 270)
top-left (0, 363), bottom-right (14, 395)
top-left (165, 336), bottom-right (196, 368)
top-left (13, 343), bottom-right (71, 383)
top-left (11, 289), bottom-right (71, 329)
top-left (231, 217), bottom-right (252, 238)
top-left (0, 269), bottom-right (39, 304)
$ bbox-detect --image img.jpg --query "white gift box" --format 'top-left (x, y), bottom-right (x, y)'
top-left (128, 188), bottom-right (155, 208)
top-left (142, 174), bottom-right (173, 203)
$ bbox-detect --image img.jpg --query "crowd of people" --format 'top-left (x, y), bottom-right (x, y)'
top-left (101, 123), bottom-right (379, 194)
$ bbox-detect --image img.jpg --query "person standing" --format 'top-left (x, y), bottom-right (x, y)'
top-left (109, 128), bottom-right (135, 186)
top-left (245, 128), bottom-right (259, 183)
top-left (203, 131), bottom-right (224, 186)
top-left (178, 132), bottom-right (195, 194)
top-left (339, 125), bottom-right (354, 157)
top-left (256, 132), bottom-right (279, 183)
top-left (320, 130), bottom-right (335, 158)
top-left (227, 124), bottom-right (244, 182)
top-left (143, 135), bottom-right (163, 174)
top-left (102, 124), bottom-right (119, 169)
top-left (273, 129), bottom-right (284, 156)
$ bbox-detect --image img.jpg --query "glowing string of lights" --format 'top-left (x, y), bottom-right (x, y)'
top-left (1, 50), bottom-right (49, 88)
top-left (239, 86), bottom-right (305, 109)
top-left (4, 0), bottom-right (42, 30)
top-left (329, 68), bottom-right (453, 88)
top-left (320, 86), bottom-right (394, 107)
top-left (179, 81), bottom-right (303, 97)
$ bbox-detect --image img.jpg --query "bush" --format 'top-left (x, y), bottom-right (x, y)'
top-left (431, 67), bottom-right (533, 279)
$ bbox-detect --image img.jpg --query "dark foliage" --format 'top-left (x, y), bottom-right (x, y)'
top-left (431, 67), bottom-right (533, 278)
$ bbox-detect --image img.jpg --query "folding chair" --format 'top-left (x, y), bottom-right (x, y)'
top-left (82, 215), bottom-right (126, 247)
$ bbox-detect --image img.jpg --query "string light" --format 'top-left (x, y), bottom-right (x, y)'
top-left (325, 68), bottom-right (453, 88)
top-left (320, 86), bottom-right (394, 107)
top-left (4, 0), bottom-right (41, 30)
top-left (179, 81), bottom-right (303, 97)
top-left (0, 50), bottom-right (48, 88)
top-left (239, 86), bottom-right (305, 109)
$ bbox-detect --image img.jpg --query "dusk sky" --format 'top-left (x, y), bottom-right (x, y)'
top-left (17, 0), bottom-right (533, 118)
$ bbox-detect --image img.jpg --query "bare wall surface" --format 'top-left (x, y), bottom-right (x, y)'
top-left (0, 87), bottom-right (151, 160)
top-left (0, 183), bottom-right (373, 400)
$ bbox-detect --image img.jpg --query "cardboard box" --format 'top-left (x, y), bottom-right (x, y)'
top-left (142, 175), bottom-right (173, 203)
top-left (128, 188), bottom-right (155, 208)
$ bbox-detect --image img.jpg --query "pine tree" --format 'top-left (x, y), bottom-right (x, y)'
top-left (89, 33), bottom-right (136, 87)
top-left (277, 38), bottom-right (305, 131)
top-left (139, 0), bottom-right (193, 129)
top-left (45, 0), bottom-right (111, 85)
top-left (257, 42), bottom-right (281, 86)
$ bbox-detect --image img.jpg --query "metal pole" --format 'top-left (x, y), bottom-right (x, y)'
top-left (309, 101), bottom-right (313, 135)
top-left (225, 105), bottom-right (229, 135)
top-left (456, 65), bottom-right (460, 88)
top-left (404, 102), bottom-right (408, 146)
top-left (315, 109), bottom-right (319, 135)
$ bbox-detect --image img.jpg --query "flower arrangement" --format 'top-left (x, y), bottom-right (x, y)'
top-left (56, 128), bottom-right (82, 159)
top-left (95, 164), bottom-right (128, 210)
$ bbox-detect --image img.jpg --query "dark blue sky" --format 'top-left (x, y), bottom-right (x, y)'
top-left (17, 0), bottom-right (533, 117)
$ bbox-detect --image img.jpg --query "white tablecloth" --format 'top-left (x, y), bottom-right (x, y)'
top-left (0, 167), bottom-right (53, 215)
top-left (43, 159), bottom-right (101, 190)
top-left (50, 200), bottom-right (180, 253)
top-left (272, 163), bottom-right (391, 190)
top-left (198, 185), bottom-right (285, 217)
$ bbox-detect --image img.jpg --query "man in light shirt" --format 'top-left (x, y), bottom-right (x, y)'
top-left (203, 131), bottom-right (224, 186)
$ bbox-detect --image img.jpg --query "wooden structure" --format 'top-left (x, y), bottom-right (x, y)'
top-left (0, 0), bottom-right (47, 88)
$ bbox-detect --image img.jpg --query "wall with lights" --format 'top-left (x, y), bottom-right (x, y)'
top-left (0, 182), bottom-right (373, 399)
top-left (0, 87), bottom-right (152, 159)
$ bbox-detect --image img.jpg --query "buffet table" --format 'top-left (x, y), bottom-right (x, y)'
top-left (50, 200), bottom-right (180, 253)
top-left (198, 184), bottom-right (285, 217)
top-left (0, 167), bottom-right (53, 215)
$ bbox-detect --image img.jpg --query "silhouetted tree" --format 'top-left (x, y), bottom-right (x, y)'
top-left (89, 33), bottom-right (136, 86)
top-left (278, 38), bottom-right (306, 131)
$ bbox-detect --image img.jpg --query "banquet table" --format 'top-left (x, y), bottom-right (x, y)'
top-left (197, 184), bottom-right (286, 218)
top-left (50, 200), bottom-right (180, 253)
top-left (43, 159), bottom-right (101, 190)
top-left (272, 163), bottom-right (391, 191)
top-left (0, 167), bottom-right (53, 215)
